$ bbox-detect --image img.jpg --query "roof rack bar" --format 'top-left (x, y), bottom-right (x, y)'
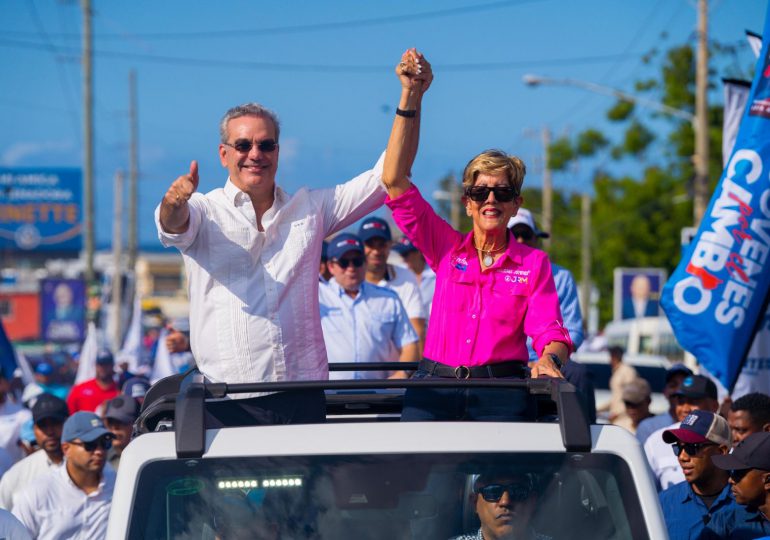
top-left (175, 371), bottom-right (207, 458)
top-left (329, 362), bottom-right (418, 371)
top-left (549, 379), bottom-right (592, 452)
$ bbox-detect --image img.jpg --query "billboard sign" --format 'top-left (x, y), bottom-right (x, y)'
top-left (40, 278), bottom-right (86, 343)
top-left (613, 268), bottom-right (667, 321)
top-left (0, 168), bottom-right (82, 251)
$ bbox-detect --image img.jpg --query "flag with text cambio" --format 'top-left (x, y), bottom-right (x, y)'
top-left (661, 6), bottom-right (770, 391)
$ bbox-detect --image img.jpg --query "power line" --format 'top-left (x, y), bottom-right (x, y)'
top-left (0, 0), bottom-right (548, 41)
top-left (0, 38), bottom-right (643, 72)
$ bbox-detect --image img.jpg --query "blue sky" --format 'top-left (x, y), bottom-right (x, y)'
top-left (0, 0), bottom-right (766, 249)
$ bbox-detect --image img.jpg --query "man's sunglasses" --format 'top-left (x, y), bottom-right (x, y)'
top-left (476, 483), bottom-right (532, 503)
top-left (465, 186), bottom-right (518, 203)
top-left (729, 468), bottom-right (751, 483)
top-left (223, 139), bottom-right (278, 153)
top-left (671, 442), bottom-right (715, 457)
top-left (333, 257), bottom-right (365, 269)
top-left (70, 437), bottom-right (113, 452)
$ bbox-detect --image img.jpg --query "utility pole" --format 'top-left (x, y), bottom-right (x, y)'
top-left (111, 170), bottom-right (124, 350)
top-left (128, 70), bottom-right (138, 272)
top-left (82, 0), bottom-right (94, 282)
top-left (541, 127), bottom-right (552, 249)
top-left (580, 193), bottom-right (591, 332)
top-left (693, 0), bottom-right (710, 225)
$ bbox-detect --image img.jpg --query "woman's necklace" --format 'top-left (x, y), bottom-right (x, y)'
top-left (474, 237), bottom-right (507, 267)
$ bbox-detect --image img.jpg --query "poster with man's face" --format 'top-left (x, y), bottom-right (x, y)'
top-left (41, 278), bottom-right (86, 342)
top-left (613, 268), bottom-right (667, 321)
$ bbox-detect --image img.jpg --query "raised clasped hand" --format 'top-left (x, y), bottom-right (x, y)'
top-left (396, 48), bottom-right (433, 95)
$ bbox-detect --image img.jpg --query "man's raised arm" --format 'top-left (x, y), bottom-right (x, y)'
top-left (159, 160), bottom-right (199, 234)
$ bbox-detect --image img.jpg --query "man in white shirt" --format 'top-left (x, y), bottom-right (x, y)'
top-left (358, 217), bottom-right (426, 353)
top-left (320, 234), bottom-right (419, 380)
top-left (0, 393), bottom-right (68, 510)
top-left (0, 371), bottom-right (32, 464)
top-left (13, 411), bottom-right (116, 540)
top-left (643, 375), bottom-right (720, 491)
top-left (154, 55), bottom-right (432, 426)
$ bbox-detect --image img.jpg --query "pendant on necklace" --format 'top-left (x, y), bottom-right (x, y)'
top-left (483, 254), bottom-right (494, 267)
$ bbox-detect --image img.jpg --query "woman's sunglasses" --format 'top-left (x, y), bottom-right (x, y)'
top-left (224, 139), bottom-right (278, 153)
top-left (465, 186), bottom-right (518, 203)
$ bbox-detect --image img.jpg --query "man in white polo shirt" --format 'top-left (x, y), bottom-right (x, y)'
top-left (12, 411), bottom-right (116, 539)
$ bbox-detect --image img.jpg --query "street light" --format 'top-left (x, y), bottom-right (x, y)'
top-left (522, 74), bottom-right (694, 122)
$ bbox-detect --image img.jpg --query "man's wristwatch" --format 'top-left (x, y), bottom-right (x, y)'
top-left (547, 353), bottom-right (563, 371)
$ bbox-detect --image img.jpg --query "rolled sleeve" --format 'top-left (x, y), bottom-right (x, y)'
top-left (526, 254), bottom-right (573, 357)
top-left (154, 195), bottom-right (203, 250)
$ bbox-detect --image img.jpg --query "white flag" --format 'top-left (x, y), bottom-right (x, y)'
top-left (722, 78), bottom-right (751, 167)
top-left (117, 289), bottom-right (142, 373)
top-left (150, 327), bottom-right (174, 384)
top-left (75, 322), bottom-right (99, 384)
top-left (15, 351), bottom-right (35, 386)
top-left (747, 30), bottom-right (762, 58)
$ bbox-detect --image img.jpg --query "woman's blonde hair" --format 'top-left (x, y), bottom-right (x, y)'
top-left (461, 149), bottom-right (526, 193)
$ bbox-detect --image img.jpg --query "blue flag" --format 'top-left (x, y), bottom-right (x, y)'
top-left (0, 319), bottom-right (17, 380)
top-left (661, 5), bottom-right (770, 392)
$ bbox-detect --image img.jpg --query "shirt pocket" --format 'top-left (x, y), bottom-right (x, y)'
top-left (368, 310), bottom-right (396, 340)
top-left (277, 215), bottom-right (316, 271)
top-left (488, 277), bottom-right (529, 321)
top-left (445, 265), bottom-right (473, 312)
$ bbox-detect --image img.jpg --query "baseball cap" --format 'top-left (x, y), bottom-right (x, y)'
top-left (122, 376), bottom-right (151, 400)
top-left (662, 410), bottom-right (731, 446)
top-left (679, 375), bottom-right (718, 400)
top-left (32, 393), bottom-right (69, 424)
top-left (34, 362), bottom-right (53, 376)
top-left (62, 411), bottom-right (112, 443)
top-left (358, 217), bottom-right (392, 243)
top-left (506, 209), bottom-right (549, 238)
top-left (712, 432), bottom-right (770, 472)
top-left (665, 363), bottom-right (693, 384)
top-left (321, 240), bottom-right (329, 262)
top-left (327, 233), bottom-right (364, 261)
top-left (104, 395), bottom-right (140, 424)
top-left (95, 349), bottom-right (114, 365)
top-left (392, 237), bottom-right (417, 256)
top-left (622, 379), bottom-right (651, 405)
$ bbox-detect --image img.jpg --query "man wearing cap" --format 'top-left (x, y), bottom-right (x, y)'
top-left (154, 52), bottom-right (432, 426)
top-left (644, 375), bottom-right (720, 491)
top-left (0, 394), bottom-right (68, 510)
top-left (122, 376), bottom-right (151, 405)
top-left (66, 348), bottom-right (119, 414)
top-left (622, 378), bottom-right (653, 434)
top-left (636, 363), bottom-right (693, 445)
top-left (728, 392), bottom-right (770, 447)
top-left (103, 394), bottom-right (140, 471)
top-left (319, 233), bottom-right (419, 380)
top-left (711, 432), bottom-right (770, 537)
top-left (392, 236), bottom-right (436, 318)
top-left (358, 216), bottom-right (427, 353)
top-left (659, 410), bottom-right (740, 539)
top-left (12, 411), bottom-right (116, 539)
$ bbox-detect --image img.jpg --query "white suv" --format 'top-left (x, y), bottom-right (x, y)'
top-left (107, 368), bottom-right (667, 539)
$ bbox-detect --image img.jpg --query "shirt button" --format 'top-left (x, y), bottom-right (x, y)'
top-left (466, 339), bottom-right (471, 344)
top-left (471, 314), bottom-right (477, 319)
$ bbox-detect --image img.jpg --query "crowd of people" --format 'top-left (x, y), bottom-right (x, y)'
top-left (0, 48), bottom-right (767, 538)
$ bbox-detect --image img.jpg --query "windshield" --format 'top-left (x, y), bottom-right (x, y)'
top-left (128, 452), bottom-right (649, 540)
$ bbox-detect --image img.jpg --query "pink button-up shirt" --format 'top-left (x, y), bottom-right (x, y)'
top-left (387, 185), bottom-right (572, 367)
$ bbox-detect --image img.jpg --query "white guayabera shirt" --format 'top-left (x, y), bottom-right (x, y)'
top-left (155, 154), bottom-right (385, 394)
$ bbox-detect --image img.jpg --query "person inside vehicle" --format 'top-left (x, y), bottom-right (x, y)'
top-left (450, 470), bottom-right (548, 540)
top-left (727, 392), bottom-right (770, 447)
top-left (711, 431), bottom-right (770, 537)
top-left (381, 51), bottom-right (571, 421)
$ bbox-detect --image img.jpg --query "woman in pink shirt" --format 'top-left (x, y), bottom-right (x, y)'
top-left (383, 49), bottom-right (572, 421)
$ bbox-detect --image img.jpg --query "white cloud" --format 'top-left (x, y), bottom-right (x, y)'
top-left (1, 140), bottom-right (76, 166)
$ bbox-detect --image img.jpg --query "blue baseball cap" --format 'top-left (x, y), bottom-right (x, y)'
top-left (327, 233), bottom-right (364, 261)
top-left (665, 363), bottom-right (693, 384)
top-left (95, 349), bottom-right (114, 365)
top-left (321, 240), bottom-right (329, 262)
top-left (358, 217), bottom-right (391, 243)
top-left (62, 411), bottom-right (112, 443)
top-left (35, 362), bottom-right (53, 376)
top-left (392, 236), bottom-right (417, 256)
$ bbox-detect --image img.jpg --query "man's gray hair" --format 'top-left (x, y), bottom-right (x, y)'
top-left (219, 103), bottom-right (281, 143)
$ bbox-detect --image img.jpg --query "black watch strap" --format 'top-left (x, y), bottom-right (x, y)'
top-left (547, 353), bottom-right (563, 371)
